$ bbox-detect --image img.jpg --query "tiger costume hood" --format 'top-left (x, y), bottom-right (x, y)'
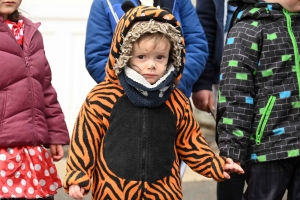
top-left (105, 3), bottom-right (185, 86)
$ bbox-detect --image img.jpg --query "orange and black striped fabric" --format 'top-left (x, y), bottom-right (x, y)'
top-left (63, 5), bottom-right (226, 200)
top-left (64, 82), bottom-right (226, 199)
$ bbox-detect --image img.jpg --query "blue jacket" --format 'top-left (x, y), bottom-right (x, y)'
top-left (225, 5), bottom-right (236, 32)
top-left (85, 0), bottom-right (208, 97)
top-left (193, 0), bottom-right (225, 91)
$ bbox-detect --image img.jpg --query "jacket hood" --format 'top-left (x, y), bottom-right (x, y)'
top-left (105, 5), bottom-right (185, 85)
top-left (230, 2), bottom-right (293, 25)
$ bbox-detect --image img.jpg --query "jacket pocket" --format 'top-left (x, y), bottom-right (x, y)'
top-left (256, 96), bottom-right (276, 145)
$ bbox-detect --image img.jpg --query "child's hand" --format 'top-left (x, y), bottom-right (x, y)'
top-left (223, 158), bottom-right (244, 179)
top-left (49, 144), bottom-right (64, 161)
top-left (69, 185), bottom-right (85, 200)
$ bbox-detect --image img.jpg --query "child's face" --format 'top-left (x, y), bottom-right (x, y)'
top-left (128, 37), bottom-right (171, 85)
top-left (0, 0), bottom-right (22, 19)
top-left (265, 0), bottom-right (300, 12)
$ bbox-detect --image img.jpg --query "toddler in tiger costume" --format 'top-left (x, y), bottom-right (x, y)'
top-left (63, 3), bottom-right (244, 200)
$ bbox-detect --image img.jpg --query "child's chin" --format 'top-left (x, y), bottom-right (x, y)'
top-left (148, 81), bottom-right (157, 85)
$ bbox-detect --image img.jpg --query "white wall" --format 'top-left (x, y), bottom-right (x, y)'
top-left (21, 1), bottom-right (95, 134)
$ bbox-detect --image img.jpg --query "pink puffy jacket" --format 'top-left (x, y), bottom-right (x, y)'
top-left (0, 15), bottom-right (69, 147)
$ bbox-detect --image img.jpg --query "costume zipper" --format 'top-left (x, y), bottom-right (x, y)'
top-left (283, 9), bottom-right (300, 98)
top-left (141, 108), bottom-right (147, 198)
top-left (255, 96), bottom-right (276, 145)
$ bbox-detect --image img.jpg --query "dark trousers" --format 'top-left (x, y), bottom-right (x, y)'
top-left (243, 157), bottom-right (300, 200)
top-left (217, 172), bottom-right (246, 200)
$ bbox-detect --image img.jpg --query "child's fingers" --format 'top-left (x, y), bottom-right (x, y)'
top-left (235, 161), bottom-right (241, 166)
top-left (224, 157), bottom-right (245, 178)
top-left (225, 157), bottom-right (234, 165)
top-left (73, 190), bottom-right (84, 200)
top-left (224, 160), bottom-right (245, 174)
top-left (69, 185), bottom-right (84, 200)
top-left (223, 171), bottom-right (231, 179)
top-left (233, 163), bottom-right (244, 174)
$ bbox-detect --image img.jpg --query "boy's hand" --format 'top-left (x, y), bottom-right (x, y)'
top-left (69, 185), bottom-right (85, 200)
top-left (192, 90), bottom-right (215, 113)
top-left (223, 158), bottom-right (244, 179)
top-left (49, 144), bottom-right (64, 161)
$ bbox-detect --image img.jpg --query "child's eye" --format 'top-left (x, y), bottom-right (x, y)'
top-left (138, 55), bottom-right (145, 59)
top-left (157, 55), bottom-right (164, 60)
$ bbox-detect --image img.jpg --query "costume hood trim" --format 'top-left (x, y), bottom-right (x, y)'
top-left (114, 20), bottom-right (183, 76)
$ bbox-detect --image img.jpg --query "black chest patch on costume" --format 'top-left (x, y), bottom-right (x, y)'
top-left (103, 95), bottom-right (177, 182)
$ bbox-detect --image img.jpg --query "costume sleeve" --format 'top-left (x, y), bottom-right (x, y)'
top-left (173, 90), bottom-right (226, 181)
top-left (85, 0), bottom-right (114, 83)
top-left (43, 50), bottom-right (70, 145)
top-left (217, 20), bottom-right (261, 163)
top-left (63, 94), bottom-right (103, 195)
top-left (193, 0), bottom-right (224, 92)
top-left (176, 0), bottom-right (208, 97)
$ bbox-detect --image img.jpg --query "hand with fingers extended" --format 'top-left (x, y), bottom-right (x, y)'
top-left (223, 158), bottom-right (244, 179)
top-left (69, 185), bottom-right (85, 200)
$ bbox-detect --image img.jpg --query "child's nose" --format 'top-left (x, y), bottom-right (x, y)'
top-left (147, 60), bottom-right (156, 70)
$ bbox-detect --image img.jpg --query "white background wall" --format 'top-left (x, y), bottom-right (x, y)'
top-left (21, 0), bottom-right (95, 134)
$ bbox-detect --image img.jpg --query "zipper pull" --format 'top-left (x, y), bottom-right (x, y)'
top-left (25, 56), bottom-right (29, 66)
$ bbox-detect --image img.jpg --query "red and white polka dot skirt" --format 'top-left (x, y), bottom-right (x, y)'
top-left (0, 146), bottom-right (62, 198)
